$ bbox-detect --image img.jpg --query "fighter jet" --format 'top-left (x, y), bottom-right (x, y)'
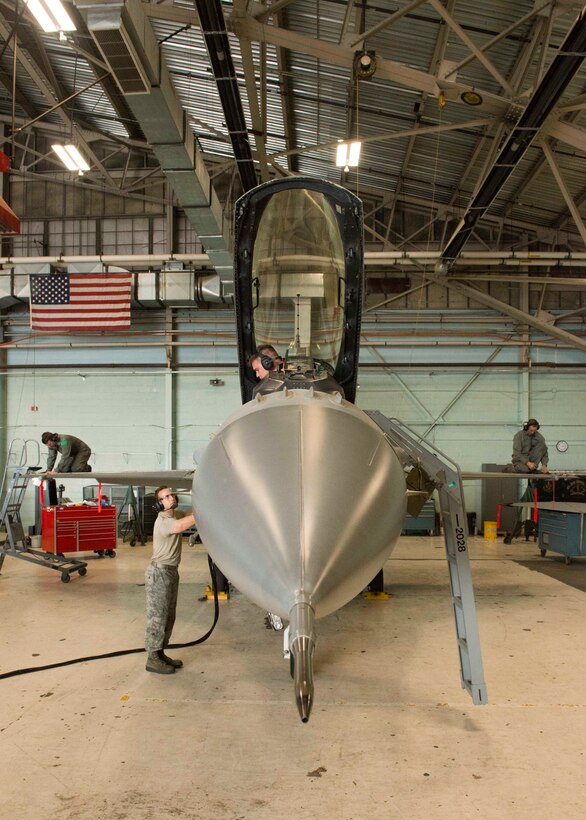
top-left (30, 178), bottom-right (489, 722)
top-left (190, 178), bottom-right (409, 721)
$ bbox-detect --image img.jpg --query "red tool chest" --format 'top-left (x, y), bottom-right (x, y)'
top-left (41, 505), bottom-right (117, 554)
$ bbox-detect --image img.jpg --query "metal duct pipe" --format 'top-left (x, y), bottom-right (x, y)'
top-left (0, 262), bottom-right (229, 307)
top-left (4, 251), bottom-right (586, 267)
top-left (194, 0), bottom-right (258, 193)
top-left (0, 254), bottom-right (210, 266)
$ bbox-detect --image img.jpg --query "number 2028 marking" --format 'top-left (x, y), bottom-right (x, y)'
top-left (455, 526), bottom-right (467, 552)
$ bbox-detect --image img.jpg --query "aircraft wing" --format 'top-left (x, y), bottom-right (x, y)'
top-left (511, 501), bottom-right (585, 511)
top-left (40, 470), bottom-right (195, 491)
top-left (461, 471), bottom-right (578, 480)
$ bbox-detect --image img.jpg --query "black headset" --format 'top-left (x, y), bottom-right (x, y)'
top-left (153, 491), bottom-right (178, 513)
top-left (523, 418), bottom-right (540, 431)
top-left (260, 353), bottom-right (275, 370)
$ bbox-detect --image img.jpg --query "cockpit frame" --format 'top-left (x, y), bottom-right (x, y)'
top-left (233, 176), bottom-right (364, 404)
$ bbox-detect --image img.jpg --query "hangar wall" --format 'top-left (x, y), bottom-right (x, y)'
top-left (4, 324), bottom-right (584, 526)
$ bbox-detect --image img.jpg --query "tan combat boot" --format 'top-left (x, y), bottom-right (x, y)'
top-left (159, 650), bottom-right (183, 668)
top-left (146, 652), bottom-right (175, 674)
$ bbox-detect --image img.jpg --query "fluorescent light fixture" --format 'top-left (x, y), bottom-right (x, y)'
top-left (25, 0), bottom-right (76, 33)
top-left (51, 144), bottom-right (90, 175)
top-left (336, 141), bottom-right (361, 168)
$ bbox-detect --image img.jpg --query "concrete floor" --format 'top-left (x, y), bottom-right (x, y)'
top-left (0, 535), bottom-right (585, 820)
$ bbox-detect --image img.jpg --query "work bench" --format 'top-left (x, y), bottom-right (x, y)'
top-left (535, 502), bottom-right (586, 564)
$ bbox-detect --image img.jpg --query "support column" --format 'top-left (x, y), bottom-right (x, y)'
top-left (164, 307), bottom-right (175, 469)
top-left (0, 321), bottom-right (6, 482)
top-left (520, 272), bottom-right (530, 422)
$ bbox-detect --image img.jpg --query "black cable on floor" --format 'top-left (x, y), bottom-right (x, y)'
top-left (0, 556), bottom-right (220, 681)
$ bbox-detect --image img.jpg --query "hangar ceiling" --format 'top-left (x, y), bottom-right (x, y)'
top-left (1, 0), bottom-right (586, 355)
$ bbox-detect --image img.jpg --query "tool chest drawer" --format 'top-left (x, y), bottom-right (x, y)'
top-left (42, 506), bottom-right (117, 554)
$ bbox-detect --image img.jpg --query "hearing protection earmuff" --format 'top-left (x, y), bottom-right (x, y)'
top-left (153, 492), bottom-right (178, 513)
top-left (523, 418), bottom-right (540, 431)
top-left (260, 353), bottom-right (275, 370)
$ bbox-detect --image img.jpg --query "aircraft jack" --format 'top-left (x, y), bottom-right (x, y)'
top-left (363, 590), bottom-right (389, 601)
top-left (203, 583), bottom-right (229, 601)
top-left (363, 568), bottom-right (390, 600)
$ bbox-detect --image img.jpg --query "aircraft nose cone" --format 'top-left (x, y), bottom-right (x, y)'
top-left (193, 390), bottom-right (406, 619)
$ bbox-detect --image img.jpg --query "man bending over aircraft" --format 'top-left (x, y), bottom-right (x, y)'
top-left (41, 431), bottom-right (92, 473)
top-left (505, 418), bottom-right (550, 473)
top-left (145, 486), bottom-right (196, 674)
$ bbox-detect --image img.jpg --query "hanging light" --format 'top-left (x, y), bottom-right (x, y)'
top-left (51, 144), bottom-right (90, 175)
top-left (460, 89), bottom-right (483, 106)
top-left (353, 51), bottom-right (377, 80)
top-left (25, 0), bottom-right (76, 33)
top-left (336, 141), bottom-right (361, 170)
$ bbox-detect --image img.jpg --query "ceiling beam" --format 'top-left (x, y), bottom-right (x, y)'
top-left (233, 0), bottom-right (270, 182)
top-left (541, 139), bottom-right (586, 246)
top-left (423, 272), bottom-right (586, 353)
top-left (347, 0), bottom-right (428, 49)
top-left (440, 6), bottom-right (586, 266)
top-left (428, 0), bottom-right (514, 95)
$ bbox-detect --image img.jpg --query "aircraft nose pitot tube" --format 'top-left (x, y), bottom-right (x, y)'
top-left (193, 388), bottom-right (407, 718)
top-left (289, 601), bottom-right (316, 723)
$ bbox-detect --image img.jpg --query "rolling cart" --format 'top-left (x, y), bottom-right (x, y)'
top-left (41, 504), bottom-right (117, 581)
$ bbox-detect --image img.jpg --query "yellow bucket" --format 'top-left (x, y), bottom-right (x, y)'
top-left (484, 521), bottom-right (497, 540)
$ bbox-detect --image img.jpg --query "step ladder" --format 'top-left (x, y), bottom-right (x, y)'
top-left (0, 465), bottom-right (40, 554)
top-left (367, 412), bottom-right (488, 706)
top-left (0, 439), bottom-right (88, 582)
top-left (0, 438), bottom-right (40, 501)
top-left (0, 439), bottom-right (40, 572)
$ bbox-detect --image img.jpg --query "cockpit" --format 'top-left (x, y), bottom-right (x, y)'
top-left (234, 177), bottom-right (364, 404)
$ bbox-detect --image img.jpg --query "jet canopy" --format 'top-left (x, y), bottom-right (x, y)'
top-left (252, 186), bottom-right (346, 367)
top-left (234, 178), bottom-right (363, 403)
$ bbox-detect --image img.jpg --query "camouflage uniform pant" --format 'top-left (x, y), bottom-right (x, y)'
top-left (68, 450), bottom-right (91, 471)
top-left (144, 564), bottom-right (179, 652)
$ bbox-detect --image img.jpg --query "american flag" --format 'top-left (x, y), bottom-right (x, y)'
top-left (29, 272), bottom-right (132, 331)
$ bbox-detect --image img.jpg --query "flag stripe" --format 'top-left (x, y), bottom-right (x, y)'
top-left (31, 322), bottom-right (131, 329)
top-left (31, 313), bottom-right (130, 318)
top-left (34, 299), bottom-right (130, 313)
top-left (71, 287), bottom-right (130, 293)
top-left (69, 273), bottom-right (130, 280)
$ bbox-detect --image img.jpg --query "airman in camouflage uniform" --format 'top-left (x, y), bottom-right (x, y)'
top-left (41, 432), bottom-right (92, 472)
top-left (145, 486), bottom-right (196, 674)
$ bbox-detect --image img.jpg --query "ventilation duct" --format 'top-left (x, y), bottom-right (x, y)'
top-left (2, 262), bottom-right (227, 309)
top-left (77, 0), bottom-right (234, 294)
top-left (91, 24), bottom-right (152, 95)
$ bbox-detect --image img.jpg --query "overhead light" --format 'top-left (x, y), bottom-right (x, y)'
top-left (51, 144), bottom-right (90, 175)
top-left (460, 89), bottom-right (483, 106)
top-left (354, 51), bottom-right (377, 80)
top-left (25, 0), bottom-right (76, 33)
top-left (336, 141), bottom-right (361, 170)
